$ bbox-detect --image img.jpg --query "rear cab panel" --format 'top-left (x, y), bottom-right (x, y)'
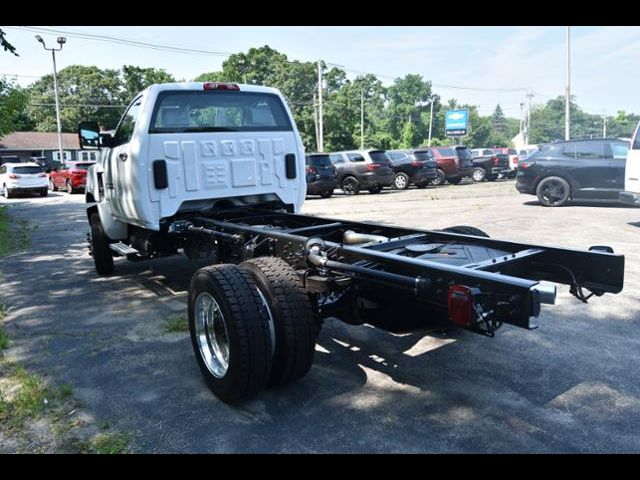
top-left (108, 83), bottom-right (306, 231)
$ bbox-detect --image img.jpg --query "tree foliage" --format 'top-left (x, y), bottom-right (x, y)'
top-left (0, 28), bottom-right (18, 56)
top-left (0, 79), bottom-right (32, 135)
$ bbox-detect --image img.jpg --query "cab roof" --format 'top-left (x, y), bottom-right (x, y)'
top-left (141, 82), bottom-right (283, 97)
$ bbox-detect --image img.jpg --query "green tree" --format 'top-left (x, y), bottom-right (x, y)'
top-left (0, 79), bottom-right (33, 135)
top-left (0, 28), bottom-right (18, 56)
top-left (193, 71), bottom-right (226, 82)
top-left (491, 104), bottom-right (506, 135)
top-left (26, 65), bottom-right (123, 132)
top-left (120, 65), bottom-right (175, 101)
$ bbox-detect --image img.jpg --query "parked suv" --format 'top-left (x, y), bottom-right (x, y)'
top-left (385, 149), bottom-right (437, 189)
top-left (49, 161), bottom-right (96, 194)
top-left (0, 162), bottom-right (49, 198)
top-left (426, 146), bottom-right (472, 186)
top-left (328, 149), bottom-right (394, 195)
top-left (516, 138), bottom-right (629, 206)
top-left (305, 153), bottom-right (337, 198)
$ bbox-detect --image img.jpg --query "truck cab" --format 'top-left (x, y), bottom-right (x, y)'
top-left (81, 82), bottom-right (306, 253)
top-left (619, 121), bottom-right (640, 206)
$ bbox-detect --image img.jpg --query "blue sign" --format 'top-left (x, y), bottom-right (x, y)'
top-left (445, 109), bottom-right (469, 136)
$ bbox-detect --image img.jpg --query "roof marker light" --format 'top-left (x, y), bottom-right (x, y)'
top-left (203, 82), bottom-right (240, 91)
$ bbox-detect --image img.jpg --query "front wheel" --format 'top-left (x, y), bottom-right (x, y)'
top-left (89, 213), bottom-right (114, 275)
top-left (341, 177), bottom-right (360, 195)
top-left (536, 176), bottom-right (570, 207)
top-left (189, 264), bottom-right (273, 403)
top-left (472, 167), bottom-right (486, 182)
top-left (393, 172), bottom-right (410, 190)
top-left (2, 184), bottom-right (10, 199)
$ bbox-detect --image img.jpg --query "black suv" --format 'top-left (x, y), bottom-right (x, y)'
top-left (515, 138), bottom-right (629, 206)
top-left (305, 153), bottom-right (337, 198)
top-left (328, 150), bottom-right (394, 195)
top-left (385, 149), bottom-right (437, 189)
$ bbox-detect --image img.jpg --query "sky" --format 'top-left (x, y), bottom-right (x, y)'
top-left (2, 25), bottom-right (639, 118)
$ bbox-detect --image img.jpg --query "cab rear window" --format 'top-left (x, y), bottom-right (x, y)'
top-left (149, 91), bottom-right (293, 133)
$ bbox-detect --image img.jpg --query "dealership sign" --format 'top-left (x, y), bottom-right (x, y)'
top-left (445, 109), bottom-right (469, 136)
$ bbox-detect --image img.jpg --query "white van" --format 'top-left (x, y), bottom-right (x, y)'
top-left (619, 121), bottom-right (640, 206)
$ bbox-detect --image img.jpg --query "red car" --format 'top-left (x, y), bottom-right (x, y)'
top-left (49, 161), bottom-right (95, 194)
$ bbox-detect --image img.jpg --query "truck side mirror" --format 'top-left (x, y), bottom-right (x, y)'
top-left (78, 121), bottom-right (101, 150)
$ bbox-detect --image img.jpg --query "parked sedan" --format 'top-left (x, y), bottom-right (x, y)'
top-left (515, 138), bottom-right (629, 206)
top-left (385, 149), bottom-right (437, 189)
top-left (306, 153), bottom-right (337, 198)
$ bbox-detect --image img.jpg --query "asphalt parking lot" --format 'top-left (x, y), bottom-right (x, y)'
top-left (1, 179), bottom-right (640, 452)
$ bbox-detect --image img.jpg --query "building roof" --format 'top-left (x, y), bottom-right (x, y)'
top-left (0, 131), bottom-right (80, 150)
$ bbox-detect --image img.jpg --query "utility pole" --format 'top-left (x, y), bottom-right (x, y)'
top-left (360, 88), bottom-right (365, 149)
top-left (526, 89), bottom-right (534, 146)
top-left (519, 102), bottom-right (525, 134)
top-left (317, 61), bottom-right (324, 152)
top-left (35, 35), bottom-right (66, 163)
top-left (565, 26), bottom-right (571, 141)
top-left (313, 92), bottom-right (319, 151)
top-left (428, 99), bottom-right (434, 147)
top-left (603, 113), bottom-right (607, 138)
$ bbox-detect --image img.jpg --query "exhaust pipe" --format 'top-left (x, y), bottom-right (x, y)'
top-left (343, 230), bottom-right (389, 245)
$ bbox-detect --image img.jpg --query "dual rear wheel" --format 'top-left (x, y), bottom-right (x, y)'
top-left (189, 257), bottom-right (319, 404)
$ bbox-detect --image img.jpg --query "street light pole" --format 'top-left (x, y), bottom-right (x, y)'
top-left (36, 35), bottom-right (66, 164)
top-left (428, 99), bottom-right (434, 147)
top-left (565, 26), bottom-right (571, 141)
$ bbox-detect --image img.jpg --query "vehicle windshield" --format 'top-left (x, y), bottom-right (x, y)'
top-left (149, 91), bottom-right (293, 133)
top-left (13, 166), bottom-right (43, 174)
top-left (369, 151), bottom-right (391, 163)
top-left (307, 155), bottom-right (333, 166)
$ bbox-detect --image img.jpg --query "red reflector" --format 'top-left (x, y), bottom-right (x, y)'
top-left (8, 174), bottom-right (19, 179)
top-left (492, 156), bottom-right (500, 166)
top-left (367, 163), bottom-right (383, 171)
top-left (513, 156), bottom-right (519, 164)
top-left (448, 285), bottom-right (477, 327)
top-left (306, 166), bottom-right (317, 174)
top-left (203, 82), bottom-right (240, 91)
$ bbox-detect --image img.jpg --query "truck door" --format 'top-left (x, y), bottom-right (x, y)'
top-left (624, 123), bottom-right (640, 194)
top-left (608, 140), bottom-right (629, 189)
top-left (106, 97), bottom-right (142, 220)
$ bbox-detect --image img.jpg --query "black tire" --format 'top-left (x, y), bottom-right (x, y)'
top-left (440, 225), bottom-right (490, 237)
top-left (415, 182), bottom-right (428, 189)
top-left (430, 169), bottom-right (446, 186)
top-left (486, 174), bottom-right (498, 181)
top-left (188, 264), bottom-right (273, 403)
top-left (448, 176), bottom-right (463, 185)
top-left (49, 178), bottom-right (56, 191)
top-left (40, 189), bottom-right (48, 197)
top-left (368, 185), bottom-right (382, 194)
top-left (536, 176), bottom-right (570, 207)
top-left (393, 172), bottom-right (410, 190)
top-left (66, 180), bottom-right (74, 194)
top-left (240, 257), bottom-right (317, 388)
top-left (341, 176), bottom-right (360, 195)
top-left (89, 213), bottom-right (114, 275)
top-left (472, 167), bottom-right (486, 182)
top-left (320, 190), bottom-right (333, 198)
top-left (2, 184), bottom-right (10, 199)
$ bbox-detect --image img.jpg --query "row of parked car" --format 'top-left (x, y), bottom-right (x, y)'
top-left (0, 157), bottom-right (93, 199)
top-left (305, 146), bottom-right (518, 197)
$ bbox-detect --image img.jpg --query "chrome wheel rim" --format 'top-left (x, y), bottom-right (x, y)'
top-left (194, 292), bottom-right (230, 378)
top-left (395, 175), bottom-right (407, 189)
top-left (473, 169), bottom-right (484, 181)
top-left (255, 287), bottom-right (275, 355)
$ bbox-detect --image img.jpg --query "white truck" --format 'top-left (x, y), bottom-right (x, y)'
top-left (80, 82), bottom-right (625, 403)
top-left (619, 121), bottom-right (640, 206)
